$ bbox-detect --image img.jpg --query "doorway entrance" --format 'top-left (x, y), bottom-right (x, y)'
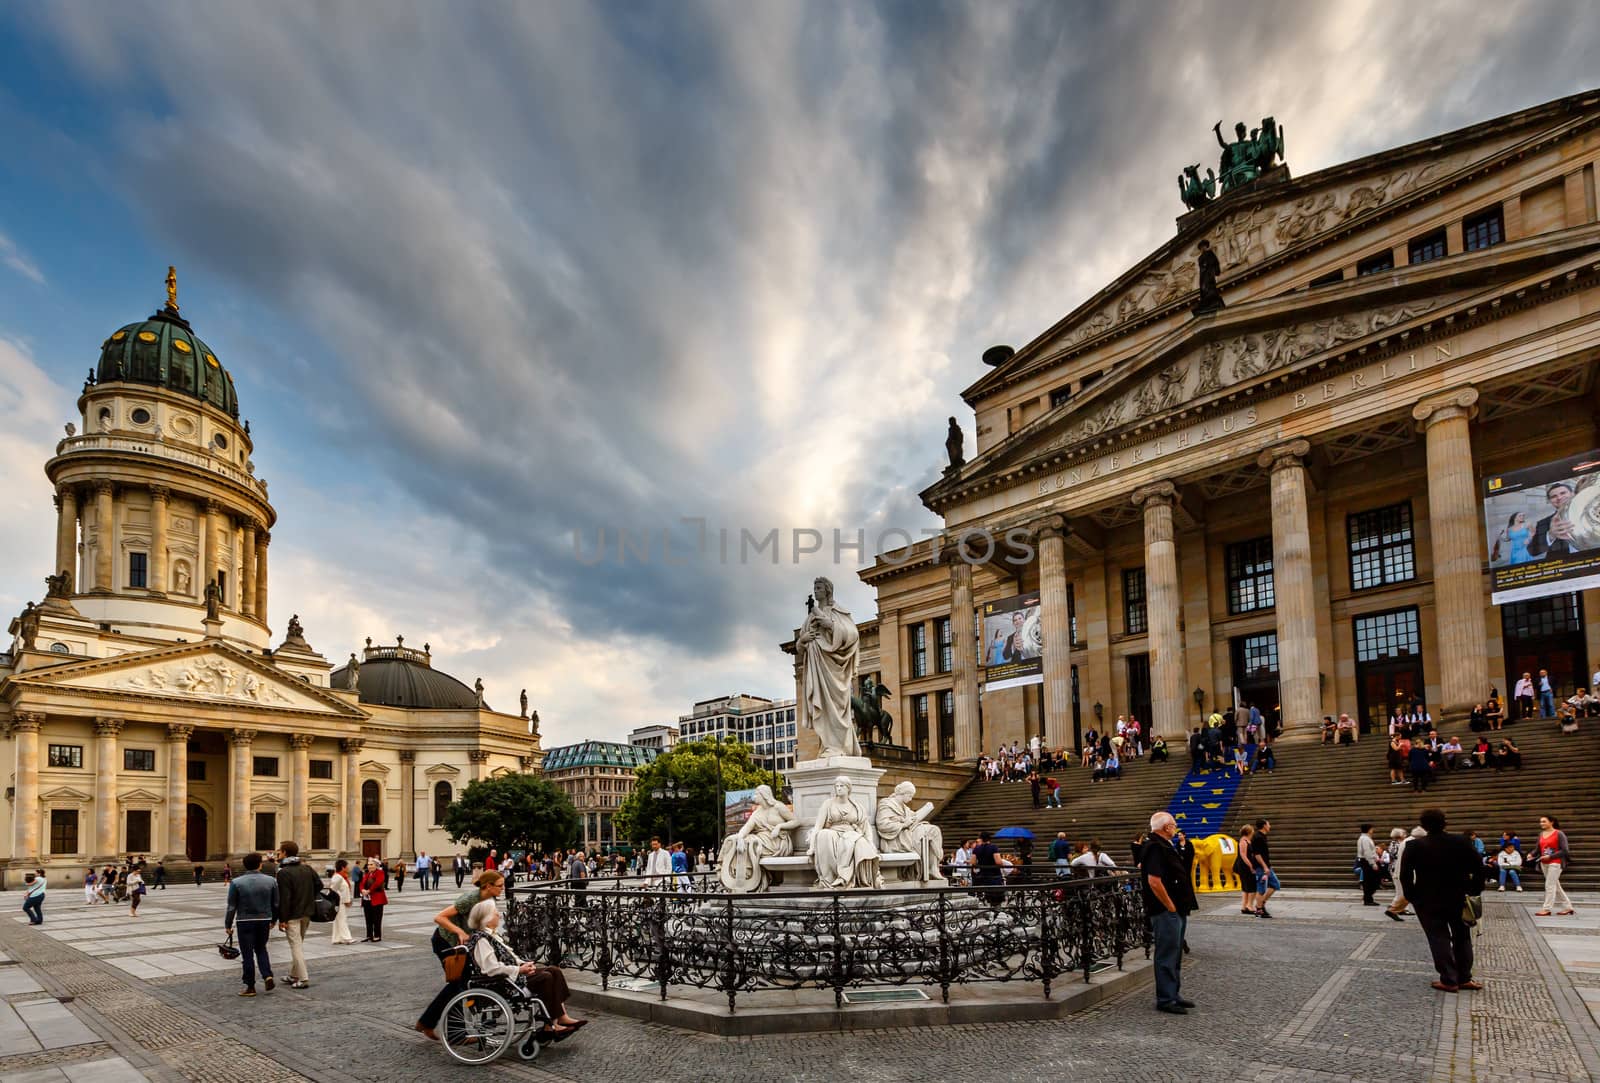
top-left (1353, 608), bottom-right (1426, 733)
top-left (362, 839), bottom-right (383, 860)
top-left (1125, 653), bottom-right (1152, 732)
top-left (1502, 593), bottom-right (1590, 703)
top-left (185, 804), bottom-right (207, 862)
top-left (1230, 631), bottom-right (1282, 734)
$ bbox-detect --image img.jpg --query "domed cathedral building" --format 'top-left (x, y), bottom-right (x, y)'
top-left (1, 272), bottom-right (542, 887)
top-left (860, 90), bottom-right (1600, 763)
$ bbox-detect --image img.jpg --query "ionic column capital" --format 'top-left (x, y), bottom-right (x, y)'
top-left (1130, 480), bottom-right (1178, 510)
top-left (227, 728), bottom-right (258, 747)
top-left (1256, 438), bottom-right (1312, 474)
top-left (289, 733), bottom-right (316, 751)
top-left (94, 717), bottom-right (125, 737)
top-left (340, 736), bottom-right (366, 754)
top-left (1027, 513), bottom-right (1070, 543)
top-left (167, 723), bottom-right (195, 742)
top-left (1411, 386), bottom-right (1479, 430)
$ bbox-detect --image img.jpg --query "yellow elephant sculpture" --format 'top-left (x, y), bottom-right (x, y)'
top-left (1191, 832), bottom-right (1240, 893)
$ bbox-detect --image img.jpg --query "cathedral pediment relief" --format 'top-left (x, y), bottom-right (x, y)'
top-left (9, 641), bottom-right (366, 718)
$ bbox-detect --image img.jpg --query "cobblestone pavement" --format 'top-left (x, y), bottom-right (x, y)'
top-left (3, 884), bottom-right (1600, 1082)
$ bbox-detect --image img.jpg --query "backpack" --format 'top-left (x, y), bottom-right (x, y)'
top-left (312, 889), bottom-right (339, 923)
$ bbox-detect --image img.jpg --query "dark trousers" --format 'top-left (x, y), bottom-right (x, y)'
top-left (154, 870), bottom-right (166, 889)
top-left (362, 901), bottom-right (384, 940)
top-left (1150, 910), bottom-right (1187, 1006)
top-left (432, 868), bottom-right (442, 889)
top-left (418, 939), bottom-right (467, 1029)
top-left (1360, 860), bottom-right (1380, 903)
top-left (236, 920), bottom-right (273, 988)
top-left (455, 869), bottom-right (466, 888)
top-left (22, 895), bottom-right (43, 924)
top-left (193, 870), bottom-right (203, 886)
top-left (1416, 906), bottom-right (1473, 986)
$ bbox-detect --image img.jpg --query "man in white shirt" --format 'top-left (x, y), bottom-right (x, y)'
top-left (953, 840), bottom-right (973, 885)
top-left (1356, 825), bottom-right (1380, 905)
top-left (414, 851), bottom-right (432, 891)
top-left (643, 836), bottom-right (673, 888)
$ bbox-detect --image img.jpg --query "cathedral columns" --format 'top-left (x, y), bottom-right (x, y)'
top-left (1258, 440), bottom-right (1322, 731)
top-left (242, 520), bottom-right (259, 618)
top-left (341, 737), bottom-right (365, 854)
top-left (228, 729), bottom-right (256, 854)
top-left (165, 724), bottom-right (193, 859)
top-left (947, 555), bottom-right (981, 761)
top-left (203, 499), bottom-right (222, 597)
top-left (149, 486), bottom-right (169, 596)
top-left (1034, 517), bottom-right (1074, 751)
top-left (1132, 482), bottom-right (1188, 739)
top-left (54, 485), bottom-right (78, 585)
top-left (93, 717), bottom-right (124, 860)
top-left (92, 480), bottom-right (115, 592)
top-left (399, 750), bottom-right (417, 860)
top-left (289, 734), bottom-right (313, 846)
top-left (10, 713), bottom-right (44, 866)
top-left (255, 530), bottom-right (270, 625)
top-left (1413, 388), bottom-right (1489, 720)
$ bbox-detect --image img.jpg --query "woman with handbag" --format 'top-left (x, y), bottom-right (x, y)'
top-left (126, 867), bottom-right (146, 917)
top-left (414, 869), bottom-right (506, 1040)
top-left (330, 859), bottom-right (356, 945)
top-left (358, 858), bottom-right (388, 942)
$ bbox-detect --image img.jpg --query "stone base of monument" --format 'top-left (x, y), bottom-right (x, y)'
top-left (760, 852), bottom-right (927, 889)
top-left (785, 755), bottom-right (884, 854)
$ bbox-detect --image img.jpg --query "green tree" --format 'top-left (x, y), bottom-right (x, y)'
top-left (615, 738), bottom-right (779, 850)
top-left (441, 773), bottom-right (579, 856)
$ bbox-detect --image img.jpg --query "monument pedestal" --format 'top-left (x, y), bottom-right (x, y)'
top-left (786, 755), bottom-right (884, 853)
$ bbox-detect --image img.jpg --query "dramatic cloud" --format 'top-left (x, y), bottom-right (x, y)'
top-left (7, 0), bottom-right (1598, 743)
top-left (0, 230), bottom-right (45, 284)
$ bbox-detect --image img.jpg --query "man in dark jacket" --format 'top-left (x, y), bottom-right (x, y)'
top-left (1399, 808), bottom-right (1484, 992)
top-left (1141, 811), bottom-right (1198, 1013)
top-left (275, 841), bottom-right (324, 990)
top-left (225, 852), bottom-right (279, 996)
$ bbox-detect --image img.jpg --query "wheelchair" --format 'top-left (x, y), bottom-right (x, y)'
top-left (440, 966), bottom-right (554, 1065)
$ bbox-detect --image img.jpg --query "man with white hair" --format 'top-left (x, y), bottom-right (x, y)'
top-left (1140, 810), bottom-right (1198, 1014)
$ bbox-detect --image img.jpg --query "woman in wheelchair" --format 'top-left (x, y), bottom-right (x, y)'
top-left (465, 901), bottom-right (587, 1039)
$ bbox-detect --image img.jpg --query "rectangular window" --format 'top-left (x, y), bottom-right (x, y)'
top-left (187, 759), bottom-right (206, 781)
top-left (1226, 537), bottom-right (1276, 614)
top-left (1238, 632), bottom-right (1280, 678)
top-left (935, 617), bottom-right (953, 674)
top-left (1308, 269), bottom-right (1343, 287)
top-left (216, 570), bottom-right (228, 604)
top-left (253, 756), bottom-right (279, 777)
top-left (1462, 205), bottom-right (1504, 251)
top-left (1347, 502), bottom-right (1416, 590)
top-left (912, 694), bottom-right (929, 760)
top-left (909, 623), bottom-right (928, 678)
top-left (1356, 252), bottom-right (1394, 276)
top-left (1353, 607), bottom-right (1421, 662)
top-left (311, 812), bottom-right (331, 851)
top-left (1408, 228), bottom-right (1447, 264)
top-left (47, 744), bottom-right (83, 769)
top-left (1068, 583), bottom-right (1080, 648)
top-left (128, 551), bottom-right (148, 589)
top-left (124, 748), bottom-right (156, 772)
top-left (125, 809), bottom-right (152, 853)
top-left (938, 690), bottom-right (956, 761)
top-left (1502, 593), bottom-right (1583, 638)
top-left (1122, 567), bottom-right (1148, 636)
top-left (254, 811), bottom-right (276, 852)
top-left (1049, 385), bottom-right (1072, 409)
top-left (309, 759), bottom-right (334, 780)
top-left (50, 809), bottom-right (78, 855)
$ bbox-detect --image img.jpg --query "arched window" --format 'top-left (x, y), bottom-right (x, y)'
top-left (433, 780), bottom-right (453, 825)
top-left (361, 779), bottom-right (381, 825)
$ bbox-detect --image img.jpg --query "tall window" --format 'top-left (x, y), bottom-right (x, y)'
top-left (311, 812), bottom-right (331, 851)
top-left (124, 749), bottom-right (156, 771)
top-left (1068, 584), bottom-right (1080, 648)
top-left (1463, 205), bottom-right (1504, 251)
top-left (1122, 567), bottom-right (1148, 635)
top-left (361, 779), bottom-right (381, 825)
top-left (216, 570), bottom-right (228, 604)
top-left (938, 690), bottom-right (956, 760)
top-left (935, 617), bottom-right (953, 674)
top-left (1353, 608), bottom-right (1421, 661)
top-left (254, 812), bottom-right (276, 851)
top-left (1408, 229), bottom-right (1446, 264)
top-left (1226, 538), bottom-right (1276, 614)
top-left (1126, 654), bottom-right (1152, 730)
top-left (909, 623), bottom-right (928, 677)
top-left (125, 809), bottom-right (152, 853)
top-left (128, 551), bottom-right (148, 589)
top-left (1347, 502), bottom-right (1416, 590)
top-left (1356, 251), bottom-right (1394, 276)
top-left (912, 694), bottom-right (929, 761)
top-left (50, 810), bottom-right (78, 854)
top-left (1237, 632), bottom-right (1280, 678)
top-left (434, 781), bottom-right (453, 824)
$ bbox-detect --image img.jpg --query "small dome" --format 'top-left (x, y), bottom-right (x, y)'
top-left (330, 642), bottom-right (481, 710)
top-left (95, 273), bottom-right (238, 416)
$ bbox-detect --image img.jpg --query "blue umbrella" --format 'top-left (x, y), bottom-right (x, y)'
top-left (994, 826), bottom-right (1034, 840)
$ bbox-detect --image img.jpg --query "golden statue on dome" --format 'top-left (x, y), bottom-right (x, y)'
top-left (165, 265), bottom-right (179, 312)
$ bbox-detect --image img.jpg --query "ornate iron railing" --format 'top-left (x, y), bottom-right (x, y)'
top-left (504, 872), bottom-right (1149, 1011)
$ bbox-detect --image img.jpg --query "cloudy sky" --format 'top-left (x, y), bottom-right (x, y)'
top-left (1, 1), bottom-right (1596, 746)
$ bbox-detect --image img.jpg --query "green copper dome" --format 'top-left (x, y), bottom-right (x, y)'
top-left (95, 302), bottom-right (238, 417)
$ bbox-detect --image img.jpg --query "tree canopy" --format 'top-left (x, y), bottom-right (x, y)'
top-left (440, 773), bottom-right (579, 856)
top-left (615, 738), bottom-right (780, 850)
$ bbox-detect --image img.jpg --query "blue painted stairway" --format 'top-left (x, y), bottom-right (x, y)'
top-left (1166, 763), bottom-right (1245, 838)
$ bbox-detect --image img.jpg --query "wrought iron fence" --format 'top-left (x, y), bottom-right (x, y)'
top-left (504, 872), bottom-right (1149, 1012)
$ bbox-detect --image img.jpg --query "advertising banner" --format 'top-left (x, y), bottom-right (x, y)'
top-left (1483, 449), bottom-right (1600, 604)
top-left (981, 591), bottom-right (1044, 691)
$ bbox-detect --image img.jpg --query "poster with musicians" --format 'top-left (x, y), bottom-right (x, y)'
top-left (1483, 448), bottom-right (1600, 604)
top-left (980, 592), bottom-right (1043, 691)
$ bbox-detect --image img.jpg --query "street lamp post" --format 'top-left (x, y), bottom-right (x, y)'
top-left (651, 777), bottom-right (687, 845)
top-left (712, 737), bottom-right (726, 852)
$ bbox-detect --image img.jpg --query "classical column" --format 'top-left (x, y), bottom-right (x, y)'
top-left (1413, 388), bottom-right (1489, 720)
top-left (10, 713), bottom-right (44, 866)
top-left (203, 500), bottom-right (225, 599)
top-left (1034, 516), bottom-right (1074, 751)
top-left (341, 737), bottom-right (365, 854)
top-left (469, 749), bottom-right (491, 783)
top-left (242, 520), bottom-right (259, 618)
top-left (947, 555), bottom-right (981, 761)
top-left (93, 480), bottom-right (115, 591)
top-left (228, 729), bottom-right (257, 854)
top-left (399, 750), bottom-right (416, 859)
top-left (93, 717), bottom-right (124, 860)
top-left (149, 486), bottom-right (170, 595)
top-left (289, 734), bottom-right (313, 846)
top-left (255, 530), bottom-right (270, 626)
top-left (1132, 482), bottom-right (1187, 739)
top-left (54, 485), bottom-right (78, 585)
top-left (1258, 440), bottom-right (1321, 731)
top-left (165, 724), bottom-right (193, 859)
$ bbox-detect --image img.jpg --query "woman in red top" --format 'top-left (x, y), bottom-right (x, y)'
top-left (1536, 815), bottom-right (1575, 916)
top-left (358, 857), bottom-right (389, 941)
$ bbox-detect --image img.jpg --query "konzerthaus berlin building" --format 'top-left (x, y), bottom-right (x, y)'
top-left (1, 276), bottom-right (542, 886)
top-left (860, 90), bottom-right (1600, 762)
